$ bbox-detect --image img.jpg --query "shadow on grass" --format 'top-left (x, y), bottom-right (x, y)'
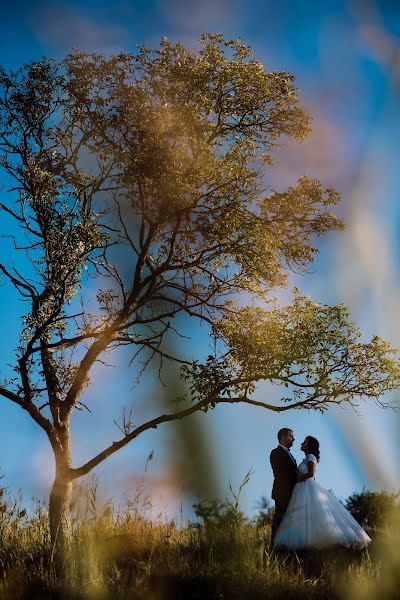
top-left (4, 546), bottom-right (369, 600)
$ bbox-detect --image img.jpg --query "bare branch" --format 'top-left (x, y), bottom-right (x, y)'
top-left (0, 263), bottom-right (36, 298)
top-left (0, 385), bottom-right (53, 435)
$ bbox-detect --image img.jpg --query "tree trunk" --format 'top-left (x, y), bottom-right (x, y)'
top-left (49, 471), bottom-right (72, 551)
top-left (49, 427), bottom-right (73, 572)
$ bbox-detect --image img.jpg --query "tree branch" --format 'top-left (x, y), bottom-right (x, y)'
top-left (0, 385), bottom-right (53, 435)
top-left (0, 263), bottom-right (36, 298)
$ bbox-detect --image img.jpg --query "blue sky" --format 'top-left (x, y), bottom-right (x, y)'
top-left (0, 0), bottom-right (400, 518)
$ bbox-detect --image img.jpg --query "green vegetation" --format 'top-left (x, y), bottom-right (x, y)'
top-left (0, 478), bottom-right (399, 599)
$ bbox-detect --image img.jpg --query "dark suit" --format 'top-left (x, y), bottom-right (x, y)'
top-left (270, 445), bottom-right (297, 541)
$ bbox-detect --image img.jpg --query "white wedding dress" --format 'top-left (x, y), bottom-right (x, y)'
top-left (274, 454), bottom-right (371, 550)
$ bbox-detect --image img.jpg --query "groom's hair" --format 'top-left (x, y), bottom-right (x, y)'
top-left (277, 428), bottom-right (292, 442)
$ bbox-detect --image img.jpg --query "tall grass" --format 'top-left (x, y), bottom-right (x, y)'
top-left (0, 479), bottom-right (398, 599)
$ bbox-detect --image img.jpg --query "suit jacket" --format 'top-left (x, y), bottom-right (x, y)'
top-left (270, 446), bottom-right (297, 506)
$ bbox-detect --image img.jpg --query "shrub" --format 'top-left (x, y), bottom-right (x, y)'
top-left (345, 489), bottom-right (400, 531)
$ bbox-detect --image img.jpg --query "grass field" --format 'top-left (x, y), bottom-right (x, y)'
top-left (0, 479), bottom-right (399, 600)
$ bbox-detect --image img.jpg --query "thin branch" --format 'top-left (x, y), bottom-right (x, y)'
top-left (30, 330), bottom-right (104, 354)
top-left (0, 263), bottom-right (36, 298)
top-left (116, 338), bottom-right (192, 365)
top-left (0, 201), bottom-right (42, 237)
top-left (0, 385), bottom-right (25, 407)
top-left (0, 385), bottom-right (53, 435)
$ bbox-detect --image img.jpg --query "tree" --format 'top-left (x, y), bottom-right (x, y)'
top-left (345, 489), bottom-right (400, 533)
top-left (0, 34), bottom-right (399, 562)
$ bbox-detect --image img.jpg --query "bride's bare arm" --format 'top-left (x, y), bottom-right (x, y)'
top-left (297, 460), bottom-right (316, 482)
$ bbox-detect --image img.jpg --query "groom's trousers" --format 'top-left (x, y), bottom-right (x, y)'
top-left (271, 496), bottom-right (291, 542)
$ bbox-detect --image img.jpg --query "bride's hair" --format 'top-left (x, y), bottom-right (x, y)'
top-left (306, 436), bottom-right (320, 462)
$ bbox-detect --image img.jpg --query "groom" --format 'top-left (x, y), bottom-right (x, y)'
top-left (270, 428), bottom-right (297, 542)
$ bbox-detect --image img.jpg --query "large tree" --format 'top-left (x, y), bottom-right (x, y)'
top-left (0, 34), bottom-right (398, 560)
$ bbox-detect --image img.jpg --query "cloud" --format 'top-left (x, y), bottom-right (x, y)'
top-left (156, 0), bottom-right (240, 34)
top-left (267, 111), bottom-right (352, 191)
top-left (29, 2), bottom-right (129, 54)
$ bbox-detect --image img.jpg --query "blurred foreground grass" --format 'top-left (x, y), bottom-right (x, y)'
top-left (0, 480), bottom-right (399, 600)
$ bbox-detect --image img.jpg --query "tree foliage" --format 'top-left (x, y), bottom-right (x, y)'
top-left (185, 292), bottom-right (400, 412)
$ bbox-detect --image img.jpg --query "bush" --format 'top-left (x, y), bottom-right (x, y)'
top-left (345, 489), bottom-right (400, 531)
top-left (193, 498), bottom-right (246, 528)
top-left (253, 495), bottom-right (275, 529)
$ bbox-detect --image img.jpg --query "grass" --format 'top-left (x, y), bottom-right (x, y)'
top-left (0, 480), bottom-right (399, 600)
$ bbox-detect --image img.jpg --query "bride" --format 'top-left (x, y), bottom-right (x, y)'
top-left (273, 436), bottom-right (371, 550)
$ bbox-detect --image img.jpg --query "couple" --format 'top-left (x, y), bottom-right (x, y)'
top-left (270, 428), bottom-right (371, 549)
